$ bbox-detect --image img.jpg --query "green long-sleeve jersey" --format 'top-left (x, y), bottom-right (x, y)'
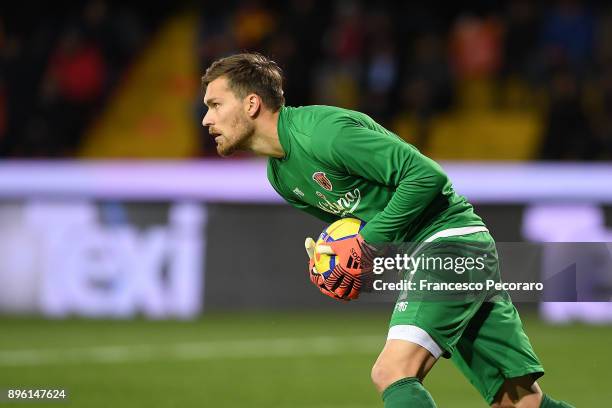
top-left (267, 105), bottom-right (485, 244)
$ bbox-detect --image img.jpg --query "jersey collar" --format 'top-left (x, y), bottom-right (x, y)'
top-left (276, 106), bottom-right (292, 161)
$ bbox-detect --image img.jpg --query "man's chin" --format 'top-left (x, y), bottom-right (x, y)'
top-left (216, 144), bottom-right (235, 157)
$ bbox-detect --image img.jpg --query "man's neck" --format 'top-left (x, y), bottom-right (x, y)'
top-left (248, 109), bottom-right (284, 158)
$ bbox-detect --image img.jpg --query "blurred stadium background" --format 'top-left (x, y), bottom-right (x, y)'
top-left (1, 1), bottom-right (612, 407)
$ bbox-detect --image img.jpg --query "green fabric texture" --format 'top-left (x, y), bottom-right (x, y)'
top-left (382, 377), bottom-right (437, 408)
top-left (540, 394), bottom-right (576, 408)
top-left (389, 231), bottom-right (544, 404)
top-left (268, 105), bottom-right (484, 244)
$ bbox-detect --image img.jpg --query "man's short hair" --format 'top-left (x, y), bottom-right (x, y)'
top-left (202, 53), bottom-right (285, 112)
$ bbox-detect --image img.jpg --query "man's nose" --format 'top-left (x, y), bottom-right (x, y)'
top-left (202, 110), bottom-right (213, 127)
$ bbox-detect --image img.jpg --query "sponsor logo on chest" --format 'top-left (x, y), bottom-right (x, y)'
top-left (316, 188), bottom-right (361, 216)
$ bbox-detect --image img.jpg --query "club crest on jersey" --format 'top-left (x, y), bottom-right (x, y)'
top-left (312, 172), bottom-right (333, 191)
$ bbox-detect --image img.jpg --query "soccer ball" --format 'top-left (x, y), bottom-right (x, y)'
top-left (314, 217), bottom-right (366, 278)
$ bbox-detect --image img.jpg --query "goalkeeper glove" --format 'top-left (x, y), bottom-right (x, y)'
top-left (305, 237), bottom-right (347, 301)
top-left (305, 235), bottom-right (376, 300)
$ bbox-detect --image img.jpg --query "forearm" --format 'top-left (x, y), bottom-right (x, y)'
top-left (359, 169), bottom-right (447, 243)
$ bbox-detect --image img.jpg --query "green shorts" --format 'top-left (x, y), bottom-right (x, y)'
top-left (388, 229), bottom-right (544, 404)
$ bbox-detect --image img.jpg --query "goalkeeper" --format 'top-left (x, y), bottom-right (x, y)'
top-left (201, 53), bottom-right (574, 408)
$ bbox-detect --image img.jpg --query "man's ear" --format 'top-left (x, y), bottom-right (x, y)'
top-left (245, 94), bottom-right (261, 118)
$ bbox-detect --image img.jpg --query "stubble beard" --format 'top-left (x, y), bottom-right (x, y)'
top-left (216, 111), bottom-right (255, 157)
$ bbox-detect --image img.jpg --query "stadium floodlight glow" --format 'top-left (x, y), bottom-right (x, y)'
top-left (0, 160), bottom-right (610, 202)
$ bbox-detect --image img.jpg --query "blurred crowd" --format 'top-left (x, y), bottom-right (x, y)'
top-left (0, 1), bottom-right (173, 156)
top-left (197, 0), bottom-right (612, 160)
top-left (2, 0), bottom-right (612, 160)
